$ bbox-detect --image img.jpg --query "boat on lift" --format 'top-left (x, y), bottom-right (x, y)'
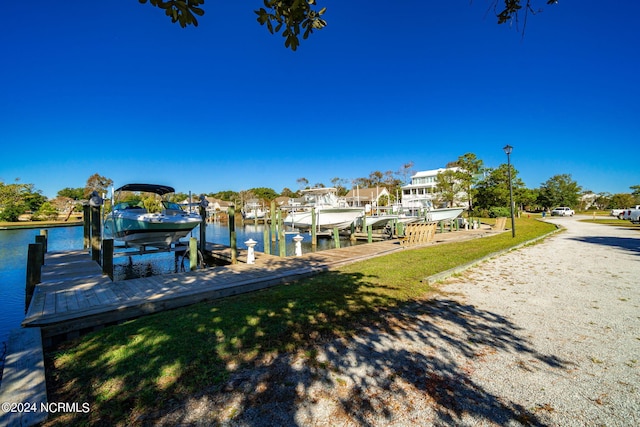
top-left (394, 199), bottom-right (465, 223)
top-left (284, 187), bottom-right (363, 232)
top-left (104, 183), bottom-right (202, 248)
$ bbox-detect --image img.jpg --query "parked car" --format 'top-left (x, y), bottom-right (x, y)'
top-left (551, 207), bottom-right (575, 216)
top-left (618, 205), bottom-right (640, 220)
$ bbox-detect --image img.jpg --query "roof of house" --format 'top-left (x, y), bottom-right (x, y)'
top-left (344, 187), bottom-right (389, 200)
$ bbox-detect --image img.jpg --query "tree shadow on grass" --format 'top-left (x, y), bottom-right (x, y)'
top-left (44, 268), bottom-right (572, 426)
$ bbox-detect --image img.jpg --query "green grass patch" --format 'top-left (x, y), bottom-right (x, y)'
top-left (45, 217), bottom-right (556, 426)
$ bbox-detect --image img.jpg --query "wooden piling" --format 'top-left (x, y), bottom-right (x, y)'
top-left (333, 227), bottom-right (340, 249)
top-left (90, 204), bottom-right (101, 263)
top-left (83, 204), bottom-right (90, 249)
top-left (229, 205), bottom-right (237, 264)
top-left (263, 226), bottom-right (270, 255)
top-left (189, 237), bottom-right (198, 271)
top-left (26, 243), bottom-right (43, 310)
top-left (199, 205), bottom-right (207, 255)
top-left (102, 238), bottom-right (114, 280)
top-left (279, 211), bottom-right (286, 257)
top-left (270, 200), bottom-right (277, 243)
top-left (311, 207), bottom-right (317, 246)
top-left (39, 229), bottom-right (48, 252)
top-left (35, 235), bottom-right (46, 265)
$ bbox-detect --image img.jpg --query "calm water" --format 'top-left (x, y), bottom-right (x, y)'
top-left (0, 222), bottom-right (361, 347)
top-left (0, 226), bottom-right (84, 346)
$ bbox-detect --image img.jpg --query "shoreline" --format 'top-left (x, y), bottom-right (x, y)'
top-left (0, 221), bottom-right (83, 230)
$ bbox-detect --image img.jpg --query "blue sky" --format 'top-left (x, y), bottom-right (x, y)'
top-left (2, 1), bottom-right (638, 199)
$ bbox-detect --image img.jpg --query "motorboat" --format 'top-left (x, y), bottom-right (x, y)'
top-left (391, 200), bottom-right (464, 224)
top-left (421, 206), bottom-right (464, 222)
top-left (104, 183), bottom-right (202, 248)
top-left (356, 213), bottom-right (420, 230)
top-left (284, 187), bottom-right (363, 232)
top-left (242, 200), bottom-right (267, 220)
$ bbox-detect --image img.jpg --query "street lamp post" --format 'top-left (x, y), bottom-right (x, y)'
top-left (503, 145), bottom-right (516, 238)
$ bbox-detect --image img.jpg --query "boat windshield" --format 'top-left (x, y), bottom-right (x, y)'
top-left (113, 201), bottom-right (145, 210)
top-left (162, 201), bottom-right (184, 211)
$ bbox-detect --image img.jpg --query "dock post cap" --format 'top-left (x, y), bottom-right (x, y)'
top-left (89, 191), bottom-right (103, 207)
top-left (244, 239), bottom-right (257, 264)
top-left (293, 234), bottom-right (304, 256)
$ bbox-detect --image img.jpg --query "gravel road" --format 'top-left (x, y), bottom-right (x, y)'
top-left (156, 216), bottom-right (639, 427)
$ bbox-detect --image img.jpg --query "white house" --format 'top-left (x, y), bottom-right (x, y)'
top-left (401, 167), bottom-right (468, 209)
top-left (344, 187), bottom-right (391, 208)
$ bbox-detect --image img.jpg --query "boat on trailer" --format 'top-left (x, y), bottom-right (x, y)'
top-left (104, 183), bottom-right (202, 248)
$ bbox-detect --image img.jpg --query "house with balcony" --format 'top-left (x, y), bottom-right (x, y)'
top-left (401, 167), bottom-right (469, 210)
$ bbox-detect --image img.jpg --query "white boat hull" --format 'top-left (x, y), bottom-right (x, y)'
top-left (105, 210), bottom-right (202, 248)
top-left (358, 214), bottom-right (422, 229)
top-left (422, 207), bottom-right (464, 223)
top-left (284, 208), bottom-right (362, 231)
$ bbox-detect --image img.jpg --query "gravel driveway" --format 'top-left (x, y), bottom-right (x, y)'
top-left (156, 216), bottom-right (639, 427)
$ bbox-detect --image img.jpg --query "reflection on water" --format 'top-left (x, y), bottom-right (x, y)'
top-left (0, 222), bottom-right (365, 346)
top-left (0, 226), bottom-right (84, 348)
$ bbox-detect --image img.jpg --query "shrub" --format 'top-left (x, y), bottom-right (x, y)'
top-left (488, 207), bottom-right (511, 218)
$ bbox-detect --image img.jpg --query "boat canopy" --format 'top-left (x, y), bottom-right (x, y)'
top-left (115, 183), bottom-right (175, 195)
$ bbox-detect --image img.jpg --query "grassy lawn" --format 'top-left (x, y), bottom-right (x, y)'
top-left (45, 217), bottom-right (557, 426)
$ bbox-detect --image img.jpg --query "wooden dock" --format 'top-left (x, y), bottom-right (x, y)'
top-left (22, 226), bottom-right (497, 344)
top-left (22, 240), bottom-right (403, 343)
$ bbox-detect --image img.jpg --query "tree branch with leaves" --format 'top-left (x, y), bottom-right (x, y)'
top-left (140, 0), bottom-right (556, 50)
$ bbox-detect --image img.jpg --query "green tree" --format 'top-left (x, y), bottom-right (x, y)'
top-left (610, 193), bottom-right (636, 209)
top-left (537, 174), bottom-right (582, 210)
top-left (33, 201), bottom-right (59, 221)
top-left (593, 192), bottom-right (612, 210)
top-left (141, 0), bottom-right (556, 50)
top-left (451, 153), bottom-right (484, 212)
top-left (296, 177), bottom-right (309, 190)
top-left (142, 196), bottom-right (163, 213)
top-left (250, 187), bottom-right (279, 201)
top-left (22, 186), bottom-right (47, 212)
top-left (330, 177), bottom-right (349, 196)
top-left (0, 180), bottom-right (46, 221)
top-left (397, 161), bottom-right (415, 186)
top-left (435, 169), bottom-right (462, 208)
top-left (0, 180), bottom-right (27, 222)
top-left (280, 187), bottom-right (298, 198)
top-left (58, 187), bottom-right (85, 200)
top-left (169, 192), bottom-right (190, 203)
top-left (209, 190), bottom-right (239, 202)
top-left (474, 164), bottom-right (525, 211)
top-left (630, 185), bottom-right (640, 203)
top-left (518, 187), bottom-right (539, 211)
top-left (84, 173), bottom-right (113, 198)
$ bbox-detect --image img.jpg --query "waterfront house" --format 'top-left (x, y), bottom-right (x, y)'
top-left (401, 167), bottom-right (468, 209)
top-left (344, 187), bottom-right (391, 209)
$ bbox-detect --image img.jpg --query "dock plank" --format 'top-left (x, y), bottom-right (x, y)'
top-left (74, 289), bottom-right (92, 310)
top-left (65, 289), bottom-right (80, 312)
top-left (0, 328), bottom-right (48, 427)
